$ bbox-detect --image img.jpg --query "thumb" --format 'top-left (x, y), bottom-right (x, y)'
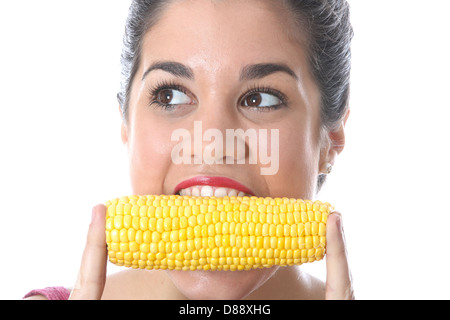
top-left (325, 212), bottom-right (354, 300)
top-left (69, 204), bottom-right (107, 300)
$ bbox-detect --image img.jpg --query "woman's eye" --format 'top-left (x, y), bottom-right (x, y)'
top-left (156, 89), bottom-right (192, 105)
top-left (242, 92), bottom-right (282, 108)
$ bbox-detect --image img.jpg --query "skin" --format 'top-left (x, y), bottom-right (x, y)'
top-left (29, 0), bottom-right (354, 300)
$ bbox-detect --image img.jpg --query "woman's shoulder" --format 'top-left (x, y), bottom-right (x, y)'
top-left (247, 266), bottom-right (326, 300)
top-left (101, 268), bottom-right (179, 300)
top-left (22, 269), bottom-right (176, 300)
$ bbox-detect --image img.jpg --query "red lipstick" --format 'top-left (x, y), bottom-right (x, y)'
top-left (174, 176), bottom-right (255, 196)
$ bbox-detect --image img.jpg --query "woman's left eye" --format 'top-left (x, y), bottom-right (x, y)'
top-left (242, 92), bottom-right (283, 108)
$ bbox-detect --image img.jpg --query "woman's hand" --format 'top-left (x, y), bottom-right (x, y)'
top-left (69, 205), bottom-right (107, 300)
top-left (325, 212), bottom-right (355, 300)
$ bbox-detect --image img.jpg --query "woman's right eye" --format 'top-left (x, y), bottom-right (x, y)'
top-left (155, 88), bottom-right (193, 106)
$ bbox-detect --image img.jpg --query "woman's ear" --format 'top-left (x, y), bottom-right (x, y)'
top-left (329, 109), bottom-right (350, 156)
top-left (319, 109), bottom-right (350, 173)
top-left (119, 105), bottom-right (128, 145)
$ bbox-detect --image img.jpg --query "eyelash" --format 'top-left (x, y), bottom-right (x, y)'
top-left (148, 81), bottom-right (288, 111)
top-left (148, 80), bottom-right (190, 110)
top-left (240, 85), bottom-right (288, 110)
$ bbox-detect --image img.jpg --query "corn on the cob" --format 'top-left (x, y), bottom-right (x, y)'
top-left (105, 195), bottom-right (332, 271)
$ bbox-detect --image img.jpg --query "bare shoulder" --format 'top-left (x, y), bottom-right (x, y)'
top-left (301, 271), bottom-right (326, 299)
top-left (247, 266), bottom-right (325, 300)
top-left (282, 267), bottom-right (326, 300)
top-left (101, 269), bottom-right (181, 300)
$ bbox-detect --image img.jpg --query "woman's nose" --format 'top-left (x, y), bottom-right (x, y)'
top-left (189, 102), bottom-right (251, 166)
top-left (195, 128), bottom-right (252, 166)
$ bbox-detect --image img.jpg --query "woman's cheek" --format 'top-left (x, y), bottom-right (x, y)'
top-left (128, 123), bottom-right (174, 194)
top-left (268, 126), bottom-right (319, 199)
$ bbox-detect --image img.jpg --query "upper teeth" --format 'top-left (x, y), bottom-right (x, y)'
top-left (178, 185), bottom-right (251, 197)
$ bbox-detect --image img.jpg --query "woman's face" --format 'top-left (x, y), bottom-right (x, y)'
top-left (122, 0), bottom-right (328, 299)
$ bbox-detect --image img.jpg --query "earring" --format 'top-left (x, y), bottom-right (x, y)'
top-left (323, 163), bottom-right (333, 175)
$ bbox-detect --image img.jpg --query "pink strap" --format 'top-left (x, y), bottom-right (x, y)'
top-left (23, 286), bottom-right (71, 300)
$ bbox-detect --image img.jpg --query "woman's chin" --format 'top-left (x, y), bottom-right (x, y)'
top-left (165, 267), bottom-right (279, 300)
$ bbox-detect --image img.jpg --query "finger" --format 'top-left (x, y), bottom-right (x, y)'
top-left (325, 212), bottom-right (354, 300)
top-left (69, 204), bottom-right (107, 300)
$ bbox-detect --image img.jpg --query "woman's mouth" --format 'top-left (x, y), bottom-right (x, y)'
top-left (173, 176), bottom-right (255, 197)
top-left (177, 185), bottom-right (252, 197)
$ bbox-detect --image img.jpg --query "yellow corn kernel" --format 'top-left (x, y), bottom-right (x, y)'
top-left (105, 195), bottom-right (331, 271)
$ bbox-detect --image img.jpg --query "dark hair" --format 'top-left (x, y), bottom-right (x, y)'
top-left (284, 0), bottom-right (353, 132)
top-left (117, 0), bottom-right (169, 119)
top-left (117, 0), bottom-right (353, 188)
top-left (281, 0), bottom-right (353, 190)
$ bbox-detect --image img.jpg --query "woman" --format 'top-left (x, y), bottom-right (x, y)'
top-left (25, 0), bottom-right (354, 300)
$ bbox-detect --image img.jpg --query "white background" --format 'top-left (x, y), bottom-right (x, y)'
top-left (0, 0), bottom-right (449, 300)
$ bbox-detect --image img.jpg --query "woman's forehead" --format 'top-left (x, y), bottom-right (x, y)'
top-left (139, 0), bottom-right (307, 76)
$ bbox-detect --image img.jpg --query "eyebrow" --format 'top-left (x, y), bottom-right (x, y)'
top-left (240, 63), bottom-right (298, 81)
top-left (142, 61), bottom-right (194, 81)
top-left (141, 61), bottom-right (298, 82)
